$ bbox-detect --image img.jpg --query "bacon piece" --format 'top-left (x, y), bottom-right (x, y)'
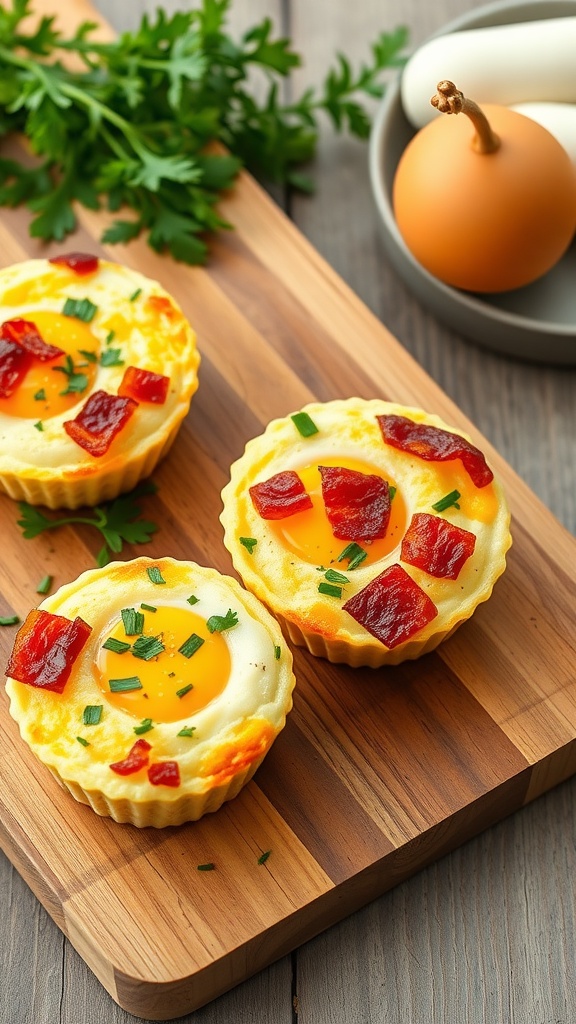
top-left (148, 761), bottom-right (181, 787)
top-left (118, 366), bottom-right (170, 405)
top-left (6, 609), bottom-right (92, 694)
top-left (1, 318), bottom-right (64, 361)
top-left (319, 465), bottom-right (391, 540)
top-left (401, 513), bottom-right (476, 580)
top-left (377, 414), bottom-right (493, 488)
top-left (64, 390), bottom-right (138, 457)
top-left (249, 470), bottom-right (313, 520)
top-left (343, 563), bottom-right (437, 649)
top-left (0, 336), bottom-right (32, 398)
top-left (109, 739), bottom-right (152, 776)
top-left (48, 252), bottom-right (100, 275)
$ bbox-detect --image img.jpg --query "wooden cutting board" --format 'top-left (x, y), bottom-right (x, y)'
top-left (2, 2), bottom-right (576, 1018)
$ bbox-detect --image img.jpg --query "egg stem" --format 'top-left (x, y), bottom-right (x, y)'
top-left (431, 80), bottom-right (500, 155)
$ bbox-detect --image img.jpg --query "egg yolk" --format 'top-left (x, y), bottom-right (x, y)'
top-left (96, 605), bottom-right (231, 723)
top-left (0, 310), bottom-right (99, 419)
top-left (271, 457), bottom-right (407, 568)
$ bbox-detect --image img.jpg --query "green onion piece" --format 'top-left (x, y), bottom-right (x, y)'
top-left (337, 542), bottom-right (368, 571)
top-left (239, 536), bottom-right (258, 554)
top-left (34, 421), bottom-right (43, 431)
top-left (178, 725), bottom-right (196, 737)
top-left (187, 595), bottom-right (199, 606)
top-left (83, 705), bottom-right (103, 726)
top-left (257, 850), bottom-right (271, 865)
top-left (179, 633), bottom-right (204, 658)
top-left (290, 411), bottom-right (319, 437)
top-left (207, 609), bottom-right (238, 633)
top-left (431, 489), bottom-right (461, 512)
top-left (318, 581), bottom-right (342, 599)
top-left (100, 348), bottom-right (124, 367)
top-left (197, 863), bottom-right (215, 871)
top-left (389, 485), bottom-right (397, 501)
top-left (274, 645), bottom-right (281, 660)
top-left (121, 607), bottom-right (144, 636)
top-left (324, 569), bottom-right (349, 585)
top-left (62, 297), bottom-right (98, 322)
top-left (176, 683), bottom-right (194, 698)
top-left (134, 718), bottom-right (154, 735)
top-left (77, 348), bottom-right (98, 362)
top-left (129, 287), bottom-right (142, 301)
top-left (146, 566), bottom-right (166, 585)
top-left (0, 615), bottom-right (20, 626)
top-left (105, 329), bottom-right (115, 344)
top-left (76, 736), bottom-right (90, 747)
top-left (131, 635), bottom-right (165, 661)
top-left (36, 574), bottom-right (52, 595)
top-left (34, 388), bottom-right (46, 401)
top-left (140, 603), bottom-right (157, 612)
top-left (102, 636), bottom-right (131, 654)
top-left (109, 676), bottom-right (142, 692)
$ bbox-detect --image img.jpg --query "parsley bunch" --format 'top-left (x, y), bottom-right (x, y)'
top-left (0, 0), bottom-right (407, 263)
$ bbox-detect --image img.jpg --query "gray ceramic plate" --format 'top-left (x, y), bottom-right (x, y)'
top-left (369, 0), bottom-right (576, 364)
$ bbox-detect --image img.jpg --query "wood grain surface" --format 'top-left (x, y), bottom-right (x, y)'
top-left (1, 1), bottom-right (576, 1023)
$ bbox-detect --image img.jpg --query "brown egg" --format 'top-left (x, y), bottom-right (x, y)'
top-left (393, 81), bottom-right (576, 293)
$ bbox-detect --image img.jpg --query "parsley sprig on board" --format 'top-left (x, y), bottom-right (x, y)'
top-left (17, 482), bottom-right (159, 567)
top-left (0, 0), bottom-right (407, 263)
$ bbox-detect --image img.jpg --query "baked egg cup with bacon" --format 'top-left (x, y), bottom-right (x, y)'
top-left (0, 254), bottom-right (199, 509)
top-left (220, 398), bottom-right (512, 668)
top-left (5, 556), bottom-right (295, 828)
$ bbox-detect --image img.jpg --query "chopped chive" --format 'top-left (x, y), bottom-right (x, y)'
top-left (318, 581), bottom-right (342, 599)
top-left (121, 607), bottom-right (144, 636)
top-left (290, 411), bottom-right (319, 437)
top-left (62, 296), bottom-right (98, 322)
top-left (431, 489), bottom-right (461, 512)
top-left (34, 388), bottom-right (46, 401)
top-left (179, 633), bottom-right (204, 658)
top-left (134, 718), bottom-right (154, 735)
top-left (178, 725), bottom-right (196, 737)
top-left (105, 329), bottom-right (115, 344)
top-left (129, 287), bottom-right (142, 301)
top-left (324, 568), bottom-right (349, 585)
top-left (197, 863), bottom-right (215, 871)
top-left (34, 421), bottom-right (43, 431)
top-left (0, 614), bottom-right (20, 626)
top-left (100, 348), bottom-right (124, 367)
top-left (77, 348), bottom-right (98, 362)
top-left (239, 536), bottom-right (258, 554)
top-left (102, 636), bottom-right (131, 654)
top-left (337, 542), bottom-right (368, 571)
top-left (109, 676), bottom-right (142, 692)
top-left (52, 354), bottom-right (88, 394)
top-left (140, 603), bottom-right (157, 612)
top-left (36, 574), bottom-right (52, 595)
top-left (257, 850), bottom-right (271, 865)
top-left (131, 635), bottom-right (165, 661)
top-left (83, 705), bottom-right (103, 726)
top-left (207, 609), bottom-right (238, 633)
top-left (187, 594), bottom-right (199, 606)
top-left (274, 645), bottom-right (281, 660)
top-left (146, 566), bottom-right (166, 585)
top-left (176, 683), bottom-right (194, 698)
top-left (76, 736), bottom-right (90, 747)
top-left (389, 485), bottom-right (397, 501)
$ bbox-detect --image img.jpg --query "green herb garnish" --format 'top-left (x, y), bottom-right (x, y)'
top-left (257, 850), bottom-right (271, 865)
top-left (51, 353), bottom-right (89, 395)
top-left (337, 542), bottom-right (368, 571)
top-left (0, 614), bottom-right (20, 626)
top-left (324, 569), bottom-right (349, 585)
top-left (239, 537), bottom-right (258, 554)
top-left (147, 566), bottom-right (166, 585)
top-left (83, 705), bottom-right (103, 726)
top-left (34, 388), bottom-right (46, 401)
top-left (131, 635), bottom-right (165, 660)
top-left (108, 676), bottom-right (142, 692)
top-left (121, 607), bottom-right (144, 636)
top-left (178, 633), bottom-right (205, 658)
top-left (100, 348), bottom-right (124, 368)
top-left (187, 595), bottom-right (199, 606)
top-left (290, 411), bottom-right (319, 438)
top-left (197, 863), bottom-right (215, 871)
top-left (274, 645), bottom-right (281, 660)
top-left (207, 609), bottom-right (238, 633)
top-left (77, 349), bottom-right (98, 363)
top-left (16, 481), bottom-right (159, 568)
top-left (33, 420), bottom-right (43, 431)
top-left (102, 636), bottom-right (131, 654)
top-left (62, 297), bottom-right (98, 323)
top-left (178, 725), bottom-right (196, 737)
top-left (36, 574), bottom-right (52, 595)
top-left (105, 330), bottom-right (115, 345)
top-left (140, 603), bottom-right (157, 612)
top-left (431, 490), bottom-right (461, 512)
top-left (76, 736), bottom-right (90, 747)
top-left (176, 683), bottom-right (194, 698)
top-left (318, 581), bottom-right (342, 599)
top-left (134, 718), bottom-right (154, 735)
top-left (129, 288), bottom-right (142, 301)
top-left (0, 4), bottom-right (407, 264)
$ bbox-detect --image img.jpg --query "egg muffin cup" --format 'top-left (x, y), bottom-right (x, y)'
top-left (220, 398), bottom-right (512, 668)
top-left (5, 557), bottom-right (294, 828)
top-left (0, 256), bottom-right (199, 509)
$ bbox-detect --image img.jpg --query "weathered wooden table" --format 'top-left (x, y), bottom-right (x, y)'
top-left (1, 1), bottom-right (575, 1022)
